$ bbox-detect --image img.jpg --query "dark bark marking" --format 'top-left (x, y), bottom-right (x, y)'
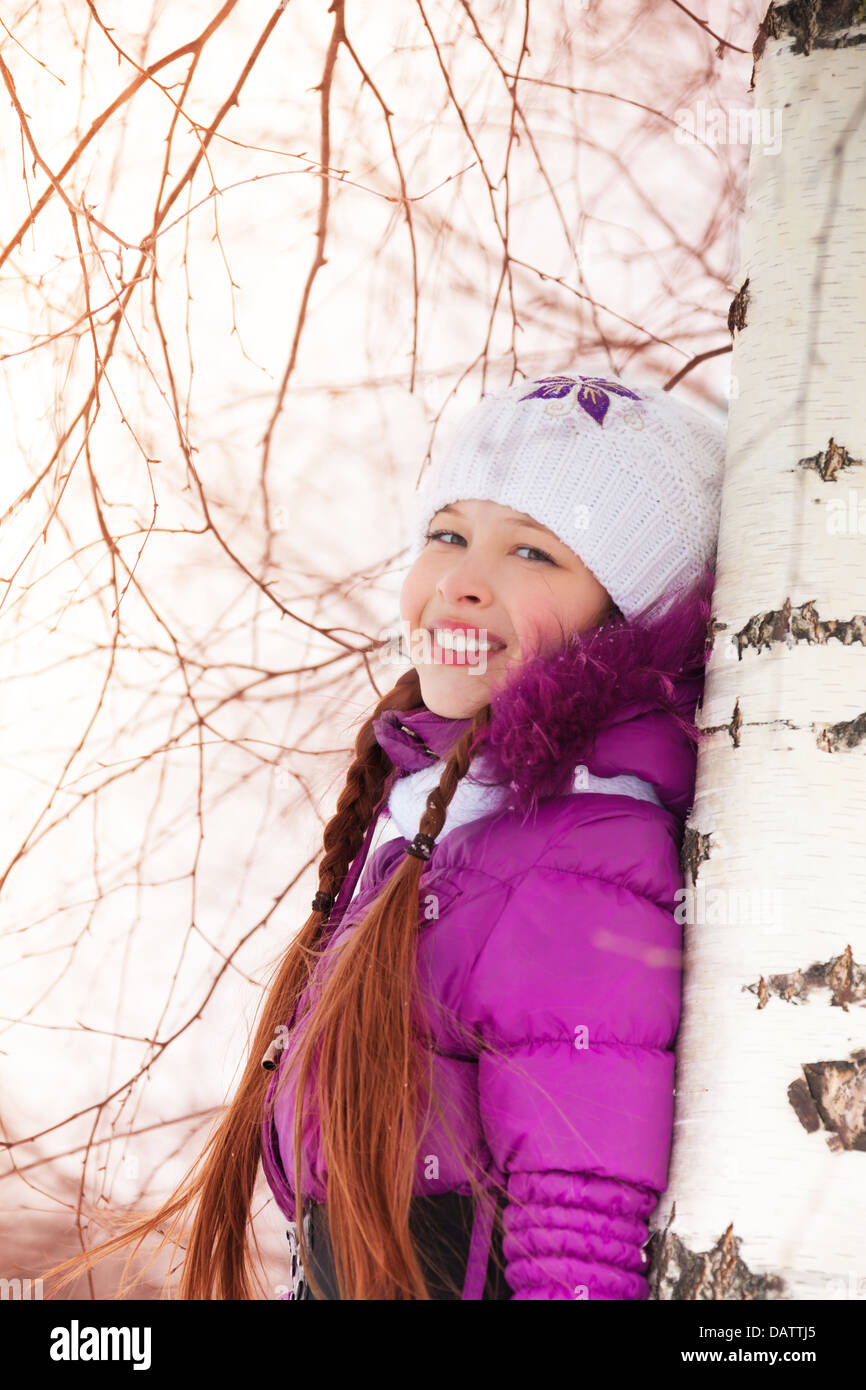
top-left (648, 1204), bottom-right (786, 1299)
top-left (704, 614), bottom-right (727, 662)
top-left (752, 4), bottom-right (781, 93)
top-left (746, 944), bottom-right (864, 1010)
top-left (829, 942), bottom-right (860, 1008)
top-left (817, 709), bottom-right (866, 752)
top-left (736, 597), bottom-right (793, 658)
top-left (727, 277), bottom-right (750, 335)
top-left (788, 1050), bottom-right (866, 1151)
top-left (701, 601), bottom-right (866, 661)
top-left (698, 698), bottom-right (750, 749)
top-left (622, 589), bottom-right (864, 757)
top-left (680, 826), bottom-right (714, 884)
top-left (735, 597), bottom-right (866, 659)
top-left (788, 1076), bottom-right (822, 1131)
top-left (772, 0), bottom-right (866, 55)
top-left (797, 436), bottom-right (864, 481)
top-left (821, 614), bottom-right (866, 646)
top-left (729, 696), bottom-right (743, 747)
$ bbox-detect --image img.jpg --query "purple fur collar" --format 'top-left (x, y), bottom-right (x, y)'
top-left (373, 565), bottom-right (714, 821)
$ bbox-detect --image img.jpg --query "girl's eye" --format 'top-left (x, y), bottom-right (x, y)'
top-left (515, 544), bottom-right (556, 565)
top-left (424, 529), bottom-right (556, 566)
top-left (425, 528), bottom-right (462, 548)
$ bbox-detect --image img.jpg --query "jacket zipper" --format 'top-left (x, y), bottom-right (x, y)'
top-left (397, 722), bottom-right (438, 760)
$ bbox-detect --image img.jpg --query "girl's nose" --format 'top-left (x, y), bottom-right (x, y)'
top-left (436, 554), bottom-right (494, 607)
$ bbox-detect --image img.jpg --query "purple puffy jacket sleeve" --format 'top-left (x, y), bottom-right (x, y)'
top-left (460, 811), bottom-right (684, 1300)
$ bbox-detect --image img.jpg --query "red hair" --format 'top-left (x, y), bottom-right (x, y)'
top-left (40, 665), bottom-right (506, 1299)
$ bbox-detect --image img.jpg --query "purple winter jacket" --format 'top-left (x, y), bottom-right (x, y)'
top-left (261, 569), bottom-right (713, 1299)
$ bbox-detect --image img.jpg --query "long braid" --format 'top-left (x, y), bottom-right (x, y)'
top-left (282, 667), bottom-right (426, 1015)
top-left (316, 668), bottom-right (423, 903)
top-left (288, 695), bottom-right (495, 1300)
top-left (416, 701), bottom-right (492, 846)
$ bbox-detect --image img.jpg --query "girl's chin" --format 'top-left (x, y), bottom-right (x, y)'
top-left (417, 666), bottom-right (488, 709)
top-left (417, 654), bottom-right (521, 711)
top-left (419, 667), bottom-right (491, 690)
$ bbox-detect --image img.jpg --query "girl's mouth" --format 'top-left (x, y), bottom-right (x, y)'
top-left (429, 628), bottom-right (506, 666)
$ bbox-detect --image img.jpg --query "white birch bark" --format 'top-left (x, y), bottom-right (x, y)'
top-left (649, 3), bottom-right (866, 1301)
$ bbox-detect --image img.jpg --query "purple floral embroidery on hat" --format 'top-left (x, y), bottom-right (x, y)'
top-left (519, 374), bottom-right (642, 426)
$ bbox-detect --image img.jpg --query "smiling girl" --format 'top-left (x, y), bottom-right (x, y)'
top-left (42, 370), bottom-right (725, 1301)
top-left (406, 495), bottom-right (615, 711)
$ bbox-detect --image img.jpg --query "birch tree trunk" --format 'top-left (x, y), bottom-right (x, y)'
top-left (648, 0), bottom-right (866, 1301)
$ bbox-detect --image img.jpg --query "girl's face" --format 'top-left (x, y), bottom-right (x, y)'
top-left (399, 498), bottom-right (614, 718)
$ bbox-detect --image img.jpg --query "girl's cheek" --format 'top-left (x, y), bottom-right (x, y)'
top-left (400, 562), bottom-right (424, 606)
top-left (397, 581), bottom-right (417, 627)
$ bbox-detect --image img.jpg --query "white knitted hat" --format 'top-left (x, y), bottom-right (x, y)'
top-left (407, 371), bottom-right (727, 623)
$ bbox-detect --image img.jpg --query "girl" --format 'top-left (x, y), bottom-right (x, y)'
top-left (43, 369), bottom-right (725, 1301)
